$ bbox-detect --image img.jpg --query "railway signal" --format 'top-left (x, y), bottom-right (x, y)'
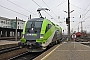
top-left (66, 18), bottom-right (69, 24)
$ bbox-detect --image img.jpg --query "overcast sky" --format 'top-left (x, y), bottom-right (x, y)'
top-left (0, 0), bottom-right (90, 33)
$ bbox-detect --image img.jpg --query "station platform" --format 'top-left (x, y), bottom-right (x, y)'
top-left (41, 42), bottom-right (90, 60)
top-left (0, 40), bottom-right (19, 49)
top-left (0, 40), bottom-right (19, 46)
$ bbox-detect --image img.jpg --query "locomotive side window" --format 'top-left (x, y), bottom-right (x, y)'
top-left (48, 24), bottom-right (52, 29)
top-left (45, 24), bottom-right (52, 33)
top-left (56, 30), bottom-right (60, 35)
top-left (45, 26), bottom-right (48, 33)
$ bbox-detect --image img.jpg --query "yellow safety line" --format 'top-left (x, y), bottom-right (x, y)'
top-left (41, 44), bottom-right (62, 60)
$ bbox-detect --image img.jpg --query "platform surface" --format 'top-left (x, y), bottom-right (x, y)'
top-left (43, 42), bottom-right (90, 60)
top-left (0, 40), bottom-right (19, 46)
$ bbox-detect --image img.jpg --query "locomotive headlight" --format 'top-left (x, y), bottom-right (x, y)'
top-left (40, 34), bottom-right (43, 38)
top-left (22, 35), bottom-right (24, 38)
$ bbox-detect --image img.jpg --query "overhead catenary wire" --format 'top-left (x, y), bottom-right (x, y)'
top-left (80, 3), bottom-right (90, 21)
top-left (7, 0), bottom-right (37, 16)
top-left (83, 15), bottom-right (90, 21)
top-left (32, 0), bottom-right (41, 7)
top-left (51, 0), bottom-right (67, 9)
top-left (82, 8), bottom-right (90, 19)
top-left (83, 3), bottom-right (90, 21)
top-left (70, 2), bottom-right (90, 22)
top-left (70, 3), bottom-right (86, 10)
top-left (82, 3), bottom-right (90, 14)
top-left (42, 0), bottom-right (57, 18)
top-left (32, 0), bottom-right (58, 22)
top-left (70, 3), bottom-right (90, 20)
top-left (0, 4), bottom-right (29, 17)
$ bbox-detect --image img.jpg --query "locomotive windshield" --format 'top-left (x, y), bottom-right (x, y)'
top-left (26, 21), bottom-right (42, 28)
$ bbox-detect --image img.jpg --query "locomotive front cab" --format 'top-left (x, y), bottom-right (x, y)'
top-left (18, 18), bottom-right (46, 52)
top-left (25, 18), bottom-right (44, 47)
top-left (25, 20), bottom-right (42, 40)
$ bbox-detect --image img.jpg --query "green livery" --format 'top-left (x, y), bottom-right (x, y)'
top-left (19, 18), bottom-right (62, 52)
top-left (36, 19), bottom-right (55, 43)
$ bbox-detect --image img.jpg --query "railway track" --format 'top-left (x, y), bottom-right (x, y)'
top-left (75, 37), bottom-right (90, 47)
top-left (0, 48), bottom-right (26, 60)
top-left (0, 46), bottom-right (20, 54)
top-left (7, 43), bottom-right (55, 60)
top-left (8, 42), bottom-right (62, 60)
top-left (81, 43), bottom-right (90, 46)
top-left (0, 37), bottom-right (20, 40)
top-left (8, 52), bottom-right (42, 60)
top-left (0, 37), bottom-right (67, 60)
top-left (75, 37), bottom-right (90, 42)
top-left (0, 41), bottom-right (54, 60)
top-left (11, 38), bottom-right (66, 60)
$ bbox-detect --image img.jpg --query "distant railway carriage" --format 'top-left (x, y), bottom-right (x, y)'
top-left (75, 32), bottom-right (81, 37)
top-left (19, 18), bottom-right (62, 52)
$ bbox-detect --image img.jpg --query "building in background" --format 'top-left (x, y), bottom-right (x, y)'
top-left (0, 16), bottom-right (11, 28)
top-left (0, 16), bottom-right (25, 29)
top-left (10, 19), bottom-right (25, 29)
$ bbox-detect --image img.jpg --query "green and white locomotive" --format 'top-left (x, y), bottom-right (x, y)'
top-left (19, 8), bottom-right (62, 52)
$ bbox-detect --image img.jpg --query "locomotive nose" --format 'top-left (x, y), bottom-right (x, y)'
top-left (26, 41), bottom-right (41, 48)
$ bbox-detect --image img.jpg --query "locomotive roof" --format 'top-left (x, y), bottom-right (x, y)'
top-left (28, 18), bottom-right (44, 21)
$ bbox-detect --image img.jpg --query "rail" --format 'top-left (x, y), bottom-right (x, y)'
top-left (0, 46), bottom-right (20, 54)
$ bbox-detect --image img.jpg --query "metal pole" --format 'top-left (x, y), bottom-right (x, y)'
top-left (68, 0), bottom-right (70, 40)
top-left (30, 14), bottom-right (31, 19)
top-left (78, 25), bottom-right (79, 32)
top-left (81, 21), bottom-right (85, 38)
top-left (81, 21), bottom-right (83, 38)
top-left (15, 17), bottom-right (17, 41)
top-left (81, 22), bottom-right (82, 33)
